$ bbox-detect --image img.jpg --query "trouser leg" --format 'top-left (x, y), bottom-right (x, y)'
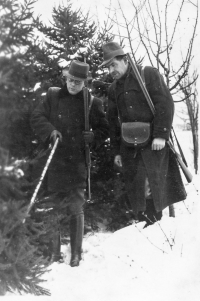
top-left (40, 193), bottom-right (62, 262)
top-left (137, 199), bottom-right (162, 226)
top-left (48, 213), bottom-right (62, 262)
top-left (50, 229), bottom-right (61, 262)
top-left (138, 177), bottom-right (162, 227)
top-left (144, 199), bottom-right (162, 225)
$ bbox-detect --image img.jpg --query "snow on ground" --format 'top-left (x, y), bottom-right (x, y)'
top-left (4, 174), bottom-right (200, 301)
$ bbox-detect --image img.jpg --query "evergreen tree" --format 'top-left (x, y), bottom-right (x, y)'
top-left (0, 152), bottom-right (50, 296)
top-left (0, 1), bottom-right (51, 295)
top-left (0, 0), bottom-right (39, 158)
top-left (33, 1), bottom-right (112, 89)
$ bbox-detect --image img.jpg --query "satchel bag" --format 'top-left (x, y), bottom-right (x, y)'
top-left (121, 121), bottom-right (151, 148)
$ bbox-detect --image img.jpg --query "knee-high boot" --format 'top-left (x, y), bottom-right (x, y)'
top-left (70, 213), bottom-right (84, 267)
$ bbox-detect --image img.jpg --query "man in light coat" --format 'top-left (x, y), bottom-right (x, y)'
top-left (100, 41), bottom-right (186, 226)
top-left (31, 60), bottom-right (109, 266)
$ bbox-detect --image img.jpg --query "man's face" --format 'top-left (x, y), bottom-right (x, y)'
top-left (66, 77), bottom-right (85, 95)
top-left (107, 58), bottom-right (128, 80)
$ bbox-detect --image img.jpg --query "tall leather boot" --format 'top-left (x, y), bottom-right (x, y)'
top-left (70, 213), bottom-right (84, 267)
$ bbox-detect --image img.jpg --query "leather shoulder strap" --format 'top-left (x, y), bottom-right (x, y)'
top-left (89, 94), bottom-right (94, 112)
top-left (48, 87), bottom-right (61, 98)
top-left (48, 87), bottom-right (61, 113)
top-left (141, 66), bottom-right (146, 86)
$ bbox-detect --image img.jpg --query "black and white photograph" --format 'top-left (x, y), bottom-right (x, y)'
top-left (0, 0), bottom-right (199, 300)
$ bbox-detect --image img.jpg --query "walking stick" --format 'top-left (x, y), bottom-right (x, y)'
top-left (24, 138), bottom-right (59, 222)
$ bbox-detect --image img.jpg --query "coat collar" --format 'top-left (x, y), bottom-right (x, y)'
top-left (59, 85), bottom-right (84, 100)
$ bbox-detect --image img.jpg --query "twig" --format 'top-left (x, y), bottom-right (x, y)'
top-left (135, 223), bottom-right (168, 254)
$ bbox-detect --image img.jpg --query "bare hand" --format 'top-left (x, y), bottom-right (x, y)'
top-left (114, 155), bottom-right (122, 167)
top-left (151, 138), bottom-right (165, 151)
top-left (50, 130), bottom-right (62, 144)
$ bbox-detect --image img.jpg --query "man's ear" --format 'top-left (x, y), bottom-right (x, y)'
top-left (124, 57), bottom-right (128, 65)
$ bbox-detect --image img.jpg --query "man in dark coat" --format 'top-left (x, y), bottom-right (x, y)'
top-left (100, 41), bottom-right (186, 226)
top-left (31, 60), bottom-right (109, 266)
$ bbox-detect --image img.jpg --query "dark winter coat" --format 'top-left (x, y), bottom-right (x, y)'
top-left (31, 85), bottom-right (109, 192)
top-left (108, 64), bottom-right (187, 215)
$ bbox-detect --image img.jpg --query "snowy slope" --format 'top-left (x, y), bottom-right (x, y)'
top-left (5, 130), bottom-right (200, 301)
top-left (5, 175), bottom-right (200, 301)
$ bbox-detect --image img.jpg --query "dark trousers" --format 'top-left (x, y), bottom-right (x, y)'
top-left (138, 177), bottom-right (162, 226)
top-left (137, 199), bottom-right (162, 226)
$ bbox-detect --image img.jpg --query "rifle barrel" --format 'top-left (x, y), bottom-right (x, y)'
top-left (127, 53), bottom-right (155, 115)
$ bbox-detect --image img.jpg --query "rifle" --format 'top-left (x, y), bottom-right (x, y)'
top-left (83, 86), bottom-right (91, 200)
top-left (127, 53), bottom-right (193, 184)
top-left (168, 141), bottom-right (193, 183)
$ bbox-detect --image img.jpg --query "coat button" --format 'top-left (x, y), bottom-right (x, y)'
top-left (130, 106), bottom-right (133, 108)
top-left (58, 114), bottom-right (61, 118)
top-left (164, 128), bottom-right (167, 131)
top-left (125, 92), bottom-right (128, 95)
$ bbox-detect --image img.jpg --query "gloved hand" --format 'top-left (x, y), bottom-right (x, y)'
top-left (83, 131), bottom-right (94, 144)
top-left (50, 130), bottom-right (62, 144)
